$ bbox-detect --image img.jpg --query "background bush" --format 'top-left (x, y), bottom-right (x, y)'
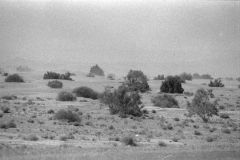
top-left (57, 91), bottom-right (76, 101)
top-left (208, 79), bottom-right (224, 87)
top-left (187, 88), bottom-right (218, 122)
top-left (193, 73), bottom-right (213, 79)
top-left (5, 74), bottom-right (24, 82)
top-left (179, 72), bottom-right (192, 81)
top-left (101, 85), bottom-right (143, 117)
top-left (107, 74), bottom-right (115, 80)
top-left (47, 80), bottom-right (63, 88)
top-left (154, 74), bottom-right (164, 80)
top-left (54, 109), bottom-right (81, 122)
top-left (152, 94), bottom-right (179, 108)
top-left (125, 70), bottom-right (150, 93)
top-left (89, 64), bottom-right (104, 76)
top-left (43, 71), bottom-right (72, 80)
top-left (73, 86), bottom-right (98, 100)
top-left (160, 76), bottom-right (184, 93)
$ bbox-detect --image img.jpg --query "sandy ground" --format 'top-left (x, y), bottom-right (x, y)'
top-left (0, 71), bottom-right (240, 160)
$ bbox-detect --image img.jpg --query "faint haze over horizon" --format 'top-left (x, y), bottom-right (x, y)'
top-left (0, 0), bottom-right (239, 77)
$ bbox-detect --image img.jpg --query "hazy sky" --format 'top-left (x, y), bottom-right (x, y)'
top-left (0, 0), bottom-right (239, 77)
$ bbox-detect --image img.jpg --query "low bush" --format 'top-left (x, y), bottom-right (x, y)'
top-left (206, 136), bottom-right (216, 142)
top-left (151, 94), bottom-right (178, 108)
top-left (179, 72), bottom-right (192, 81)
top-left (47, 80), bottom-right (63, 88)
top-left (43, 71), bottom-right (72, 80)
top-left (158, 141), bottom-right (167, 147)
top-left (89, 64), bottom-right (104, 76)
top-left (220, 113), bottom-right (230, 119)
top-left (57, 91), bottom-right (76, 101)
top-left (101, 84), bottom-right (143, 117)
top-left (194, 130), bottom-right (202, 135)
top-left (187, 88), bottom-right (219, 123)
top-left (121, 136), bottom-right (137, 146)
top-left (5, 74), bottom-right (24, 82)
top-left (1, 106), bottom-right (10, 113)
top-left (193, 73), bottom-right (213, 79)
top-left (54, 109), bottom-right (81, 122)
top-left (208, 79), bottom-right (224, 87)
top-left (0, 120), bottom-right (16, 129)
top-left (3, 73), bottom-right (8, 76)
top-left (160, 76), bottom-right (184, 93)
top-left (73, 86), bottom-right (98, 100)
top-left (107, 74), bottom-right (115, 80)
top-left (154, 74), bottom-right (164, 80)
top-left (1, 95), bottom-right (17, 100)
top-left (23, 134), bottom-right (39, 141)
top-left (222, 128), bottom-right (231, 134)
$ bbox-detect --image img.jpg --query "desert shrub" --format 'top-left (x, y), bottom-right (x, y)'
top-left (0, 120), bottom-right (16, 129)
top-left (107, 74), bottom-right (115, 80)
top-left (152, 110), bottom-right (156, 113)
top-left (220, 113), bottom-right (230, 119)
top-left (47, 80), bottom-right (63, 89)
top-left (154, 74), bottom-right (164, 80)
top-left (187, 88), bottom-right (218, 123)
top-left (209, 79), bottom-right (224, 87)
top-left (57, 91), bottom-right (76, 101)
top-left (73, 86), bottom-right (98, 100)
top-left (89, 64), bottom-right (104, 76)
top-left (158, 141), bottom-right (167, 147)
top-left (121, 136), bottom-right (137, 146)
top-left (179, 72), bottom-right (192, 81)
top-left (43, 71), bottom-right (72, 80)
top-left (5, 74), bottom-right (24, 82)
top-left (160, 76), bottom-right (184, 93)
top-left (54, 109), bottom-right (81, 122)
top-left (101, 84), bottom-right (142, 117)
top-left (151, 94), bottom-right (178, 108)
top-left (125, 70), bottom-right (150, 93)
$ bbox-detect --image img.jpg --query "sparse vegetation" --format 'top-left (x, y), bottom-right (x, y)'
top-left (125, 70), bottom-right (150, 93)
top-left (208, 79), bottom-right (224, 87)
top-left (5, 74), bottom-right (24, 82)
top-left (187, 88), bottom-right (219, 123)
top-left (43, 71), bottom-right (72, 80)
top-left (54, 109), bottom-right (81, 122)
top-left (57, 91), bottom-right (76, 101)
top-left (152, 94), bottom-right (178, 108)
top-left (160, 76), bottom-right (184, 93)
top-left (73, 86), bottom-right (99, 100)
top-left (101, 84), bottom-right (143, 117)
top-left (89, 64), bottom-right (104, 76)
top-left (47, 80), bottom-right (63, 88)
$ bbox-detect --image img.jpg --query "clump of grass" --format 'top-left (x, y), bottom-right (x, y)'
top-left (222, 128), bottom-right (231, 134)
top-left (121, 136), bottom-right (137, 146)
top-left (5, 74), bottom-right (24, 82)
top-left (54, 109), bottom-right (81, 122)
top-left (23, 134), bottom-right (39, 141)
top-left (220, 113), bottom-right (230, 119)
top-left (158, 141), bottom-right (167, 147)
top-left (73, 86), bottom-right (99, 100)
top-left (47, 80), bottom-right (63, 88)
top-left (0, 120), bottom-right (16, 129)
top-left (152, 94), bottom-right (179, 108)
top-left (56, 91), bottom-right (76, 101)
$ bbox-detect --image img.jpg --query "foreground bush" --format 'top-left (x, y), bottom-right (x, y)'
top-left (43, 71), bottom-right (72, 80)
top-left (73, 86), bottom-right (98, 100)
top-left (57, 91), bottom-right (76, 101)
top-left (125, 70), bottom-right (150, 93)
top-left (54, 109), bottom-right (81, 122)
top-left (179, 72), bottom-right (192, 81)
top-left (101, 85), bottom-right (142, 117)
top-left (89, 64), bottom-right (104, 76)
top-left (160, 76), bottom-right (184, 93)
top-left (208, 79), bottom-right (224, 87)
top-left (187, 88), bottom-right (218, 123)
top-left (5, 74), bottom-right (24, 82)
top-left (154, 74), bottom-right (164, 80)
top-left (47, 80), bottom-right (63, 88)
top-left (152, 94), bottom-right (179, 108)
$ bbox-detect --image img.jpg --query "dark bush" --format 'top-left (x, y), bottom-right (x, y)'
top-left (43, 71), bottom-right (72, 80)
top-left (89, 64), bottom-right (104, 76)
top-left (158, 141), bottom-right (167, 147)
top-left (179, 72), bottom-right (192, 81)
top-left (47, 80), bottom-right (63, 88)
top-left (73, 86), bottom-right (98, 100)
top-left (208, 79), bottom-right (224, 87)
top-left (101, 84), bottom-right (142, 117)
top-left (121, 136), bottom-right (137, 146)
top-left (187, 88), bottom-right (219, 123)
top-left (152, 94), bottom-right (178, 108)
top-left (160, 76), bottom-right (184, 93)
top-left (54, 109), bottom-right (81, 122)
top-left (125, 70), bottom-right (150, 93)
top-left (154, 74), bottom-right (164, 80)
top-left (5, 74), bottom-right (24, 82)
top-left (57, 91), bottom-right (76, 101)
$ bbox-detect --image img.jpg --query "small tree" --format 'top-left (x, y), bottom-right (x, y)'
top-left (187, 88), bottom-right (218, 123)
top-left (126, 70), bottom-right (150, 93)
top-left (160, 76), bottom-right (184, 93)
top-left (208, 79), bottom-right (224, 87)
